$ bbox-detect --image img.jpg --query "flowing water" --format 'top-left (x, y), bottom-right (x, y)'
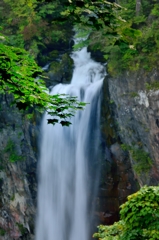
top-left (36, 46), bottom-right (106, 240)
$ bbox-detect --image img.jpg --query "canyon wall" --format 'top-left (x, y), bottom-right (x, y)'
top-left (108, 69), bottom-right (159, 186)
top-left (95, 68), bottom-right (159, 225)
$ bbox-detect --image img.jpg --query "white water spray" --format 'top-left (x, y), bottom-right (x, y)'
top-left (36, 46), bottom-right (106, 240)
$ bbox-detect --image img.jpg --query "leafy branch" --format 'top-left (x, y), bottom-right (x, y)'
top-left (0, 42), bottom-right (85, 126)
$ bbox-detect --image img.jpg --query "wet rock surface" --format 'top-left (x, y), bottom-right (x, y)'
top-left (42, 53), bottom-right (74, 88)
top-left (107, 69), bottom-right (159, 185)
top-left (94, 142), bottom-right (138, 226)
top-left (95, 69), bottom-right (159, 225)
top-left (0, 94), bottom-right (38, 239)
top-left (94, 77), bottom-right (139, 226)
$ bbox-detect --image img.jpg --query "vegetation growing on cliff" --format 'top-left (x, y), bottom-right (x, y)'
top-left (121, 144), bottom-right (152, 174)
top-left (0, 0), bottom-right (124, 61)
top-left (87, 0), bottom-right (159, 76)
top-left (93, 186), bottom-right (159, 240)
top-left (4, 139), bottom-right (24, 162)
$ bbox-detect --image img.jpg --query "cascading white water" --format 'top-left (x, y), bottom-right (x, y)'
top-left (36, 46), bottom-right (106, 240)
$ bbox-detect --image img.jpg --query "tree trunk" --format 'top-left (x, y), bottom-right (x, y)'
top-left (136, 0), bottom-right (142, 16)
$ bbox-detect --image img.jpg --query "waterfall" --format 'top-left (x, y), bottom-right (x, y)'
top-left (35, 46), bottom-right (106, 240)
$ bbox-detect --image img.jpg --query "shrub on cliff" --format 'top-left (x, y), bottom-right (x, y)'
top-left (93, 186), bottom-right (159, 240)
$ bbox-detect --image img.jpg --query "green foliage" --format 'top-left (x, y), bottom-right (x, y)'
top-left (131, 148), bottom-right (152, 174)
top-left (0, 41), bottom-right (85, 125)
top-left (93, 186), bottom-right (159, 240)
top-left (1, 0), bottom-right (159, 78)
top-left (86, 0), bottom-right (159, 76)
top-left (120, 186), bottom-right (159, 239)
top-left (121, 144), bottom-right (152, 174)
top-left (93, 221), bottom-right (124, 240)
top-left (0, 0), bottom-right (148, 77)
top-left (120, 144), bottom-right (131, 152)
top-left (16, 223), bottom-right (27, 235)
top-left (145, 81), bottom-right (159, 91)
top-left (1, 0), bottom-right (159, 125)
top-left (130, 92), bottom-right (139, 98)
top-left (4, 140), bottom-right (23, 162)
top-left (0, 228), bottom-right (6, 236)
top-left (117, 0), bottom-right (136, 21)
top-left (10, 194), bottom-right (15, 201)
top-left (133, 15), bottom-right (147, 25)
top-left (151, 3), bottom-right (159, 17)
top-left (0, 0), bottom-right (73, 60)
top-left (117, 1), bottom-right (159, 73)
top-left (0, 0), bottom-right (130, 126)
top-left (61, 0), bottom-right (124, 31)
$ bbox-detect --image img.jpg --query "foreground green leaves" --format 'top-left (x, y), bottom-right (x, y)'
top-left (0, 43), bottom-right (85, 125)
top-left (93, 186), bottom-right (159, 240)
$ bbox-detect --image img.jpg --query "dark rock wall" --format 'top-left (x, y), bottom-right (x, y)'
top-left (95, 68), bottom-right (159, 225)
top-left (107, 69), bottom-right (159, 186)
top-left (0, 94), bottom-right (39, 239)
top-left (42, 53), bottom-right (74, 88)
top-left (94, 78), bottom-right (139, 226)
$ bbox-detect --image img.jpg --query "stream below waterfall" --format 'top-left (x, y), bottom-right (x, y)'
top-left (35, 45), bottom-right (106, 240)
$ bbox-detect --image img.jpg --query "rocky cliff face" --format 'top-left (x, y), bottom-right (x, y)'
top-left (107, 69), bottom-right (159, 186)
top-left (0, 94), bottom-right (39, 239)
top-left (94, 78), bottom-right (139, 226)
top-left (95, 68), bottom-right (159, 225)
